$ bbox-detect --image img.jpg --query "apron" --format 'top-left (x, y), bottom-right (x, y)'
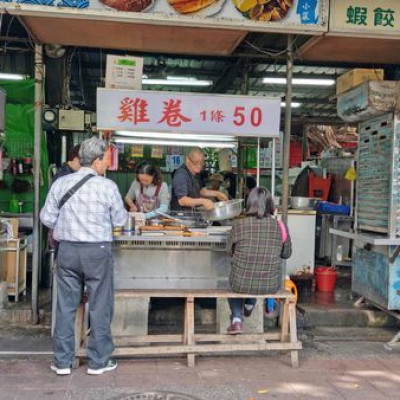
top-left (135, 184), bottom-right (161, 213)
top-left (171, 165), bottom-right (201, 211)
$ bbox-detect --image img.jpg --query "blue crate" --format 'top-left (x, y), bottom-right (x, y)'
top-left (317, 202), bottom-right (350, 215)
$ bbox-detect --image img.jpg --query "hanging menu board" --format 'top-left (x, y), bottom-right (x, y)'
top-left (97, 89), bottom-right (281, 137)
top-left (0, 0), bottom-right (327, 33)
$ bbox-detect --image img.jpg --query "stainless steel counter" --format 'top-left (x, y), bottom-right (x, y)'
top-left (112, 231), bottom-right (230, 290)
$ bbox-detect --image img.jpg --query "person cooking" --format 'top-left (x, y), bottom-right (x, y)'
top-left (207, 173), bottom-right (229, 202)
top-left (171, 147), bottom-right (228, 211)
top-left (124, 160), bottom-right (170, 220)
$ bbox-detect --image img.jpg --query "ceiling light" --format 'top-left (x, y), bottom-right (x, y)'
top-left (0, 73), bottom-right (27, 81)
top-left (280, 102), bottom-right (301, 108)
top-left (142, 77), bottom-right (213, 86)
top-left (263, 77), bottom-right (335, 86)
top-left (115, 131), bottom-right (236, 142)
top-left (113, 137), bottom-right (236, 149)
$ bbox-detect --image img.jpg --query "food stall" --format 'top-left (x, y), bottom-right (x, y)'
top-left (96, 88), bottom-right (281, 335)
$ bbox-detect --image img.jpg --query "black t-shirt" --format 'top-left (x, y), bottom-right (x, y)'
top-left (171, 165), bottom-right (201, 211)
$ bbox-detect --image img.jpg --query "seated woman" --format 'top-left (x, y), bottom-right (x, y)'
top-left (124, 161), bottom-right (170, 220)
top-left (226, 186), bottom-right (292, 334)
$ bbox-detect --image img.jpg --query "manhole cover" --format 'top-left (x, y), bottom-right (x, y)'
top-left (114, 392), bottom-right (201, 400)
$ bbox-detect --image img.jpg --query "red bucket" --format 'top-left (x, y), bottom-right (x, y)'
top-left (315, 267), bottom-right (337, 293)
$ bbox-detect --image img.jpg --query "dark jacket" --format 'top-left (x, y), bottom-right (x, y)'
top-left (52, 163), bottom-right (75, 184)
top-left (227, 216), bottom-right (292, 294)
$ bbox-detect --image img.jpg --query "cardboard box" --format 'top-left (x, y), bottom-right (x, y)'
top-left (336, 69), bottom-right (384, 95)
top-left (0, 218), bottom-right (22, 298)
top-left (0, 239), bottom-right (26, 298)
top-left (337, 81), bottom-right (396, 123)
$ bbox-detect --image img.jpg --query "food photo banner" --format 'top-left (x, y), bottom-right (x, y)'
top-left (0, 0), bottom-right (326, 31)
top-left (97, 89), bottom-right (281, 137)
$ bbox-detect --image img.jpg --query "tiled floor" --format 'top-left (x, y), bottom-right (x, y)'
top-left (1, 341), bottom-right (400, 400)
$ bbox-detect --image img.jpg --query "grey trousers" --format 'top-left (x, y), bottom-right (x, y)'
top-left (54, 241), bottom-right (114, 369)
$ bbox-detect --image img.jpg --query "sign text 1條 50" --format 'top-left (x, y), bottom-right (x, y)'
top-left (232, 106), bottom-right (263, 127)
top-left (199, 106), bottom-right (262, 127)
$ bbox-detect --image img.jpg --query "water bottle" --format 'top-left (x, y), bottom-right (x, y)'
top-left (336, 245), bottom-right (343, 262)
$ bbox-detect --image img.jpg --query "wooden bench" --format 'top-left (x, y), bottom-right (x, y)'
top-left (75, 289), bottom-right (301, 368)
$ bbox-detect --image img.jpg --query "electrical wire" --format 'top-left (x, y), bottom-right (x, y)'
top-left (77, 50), bottom-right (86, 106)
top-left (243, 35), bottom-right (299, 58)
top-left (99, 48), bottom-right (103, 87)
top-left (0, 13), bottom-right (4, 38)
top-left (1, 15), bottom-right (14, 70)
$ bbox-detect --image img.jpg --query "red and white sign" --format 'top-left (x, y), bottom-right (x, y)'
top-left (97, 89), bottom-right (281, 137)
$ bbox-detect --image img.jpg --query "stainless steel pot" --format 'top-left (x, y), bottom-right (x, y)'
top-left (290, 196), bottom-right (319, 210)
top-left (123, 216), bottom-right (135, 231)
top-left (147, 219), bottom-right (163, 226)
top-left (200, 199), bottom-right (243, 221)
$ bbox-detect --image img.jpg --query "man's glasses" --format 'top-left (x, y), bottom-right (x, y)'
top-left (189, 157), bottom-right (204, 166)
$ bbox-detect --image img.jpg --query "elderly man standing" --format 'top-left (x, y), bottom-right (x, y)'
top-left (40, 137), bottom-right (127, 376)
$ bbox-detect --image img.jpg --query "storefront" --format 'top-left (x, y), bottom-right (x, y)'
top-left (2, 0), bottom-right (400, 354)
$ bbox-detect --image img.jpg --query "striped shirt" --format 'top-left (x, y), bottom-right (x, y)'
top-left (40, 167), bottom-right (127, 242)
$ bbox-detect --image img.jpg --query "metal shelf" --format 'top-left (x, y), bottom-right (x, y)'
top-left (330, 228), bottom-right (400, 246)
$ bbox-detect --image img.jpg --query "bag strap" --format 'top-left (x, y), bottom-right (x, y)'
top-left (58, 174), bottom-right (94, 209)
top-left (277, 220), bottom-right (288, 243)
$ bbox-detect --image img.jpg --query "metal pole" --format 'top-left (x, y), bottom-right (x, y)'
top-left (282, 35), bottom-right (294, 225)
top-left (271, 138), bottom-right (276, 196)
top-left (32, 44), bottom-right (43, 324)
top-left (256, 137), bottom-right (260, 186)
top-left (281, 35), bottom-right (294, 287)
top-left (237, 67), bottom-right (249, 198)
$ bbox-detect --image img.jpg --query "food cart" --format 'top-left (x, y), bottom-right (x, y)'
top-left (83, 88), bottom-right (301, 366)
top-left (97, 88), bottom-right (281, 293)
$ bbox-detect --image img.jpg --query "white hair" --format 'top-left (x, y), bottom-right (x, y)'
top-left (79, 137), bottom-right (108, 167)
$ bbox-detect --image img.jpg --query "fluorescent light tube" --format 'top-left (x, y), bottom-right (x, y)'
top-left (115, 131), bottom-right (236, 142)
top-left (280, 102), bottom-right (301, 108)
top-left (113, 137), bottom-right (236, 149)
top-left (0, 73), bottom-right (27, 81)
top-left (142, 77), bottom-right (213, 86)
top-left (263, 77), bottom-right (335, 86)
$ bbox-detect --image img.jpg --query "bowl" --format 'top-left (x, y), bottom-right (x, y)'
top-left (290, 196), bottom-right (319, 210)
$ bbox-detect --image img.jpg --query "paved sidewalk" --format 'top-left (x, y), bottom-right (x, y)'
top-left (1, 341), bottom-right (400, 400)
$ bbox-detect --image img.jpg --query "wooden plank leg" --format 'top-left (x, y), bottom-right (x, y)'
top-left (354, 296), bottom-right (366, 308)
top-left (384, 329), bottom-right (400, 350)
top-left (185, 297), bottom-right (195, 367)
top-left (281, 299), bottom-right (290, 342)
top-left (289, 302), bottom-right (299, 368)
top-left (74, 301), bottom-right (86, 368)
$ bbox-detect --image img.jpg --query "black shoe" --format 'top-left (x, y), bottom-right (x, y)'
top-left (243, 306), bottom-right (254, 317)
